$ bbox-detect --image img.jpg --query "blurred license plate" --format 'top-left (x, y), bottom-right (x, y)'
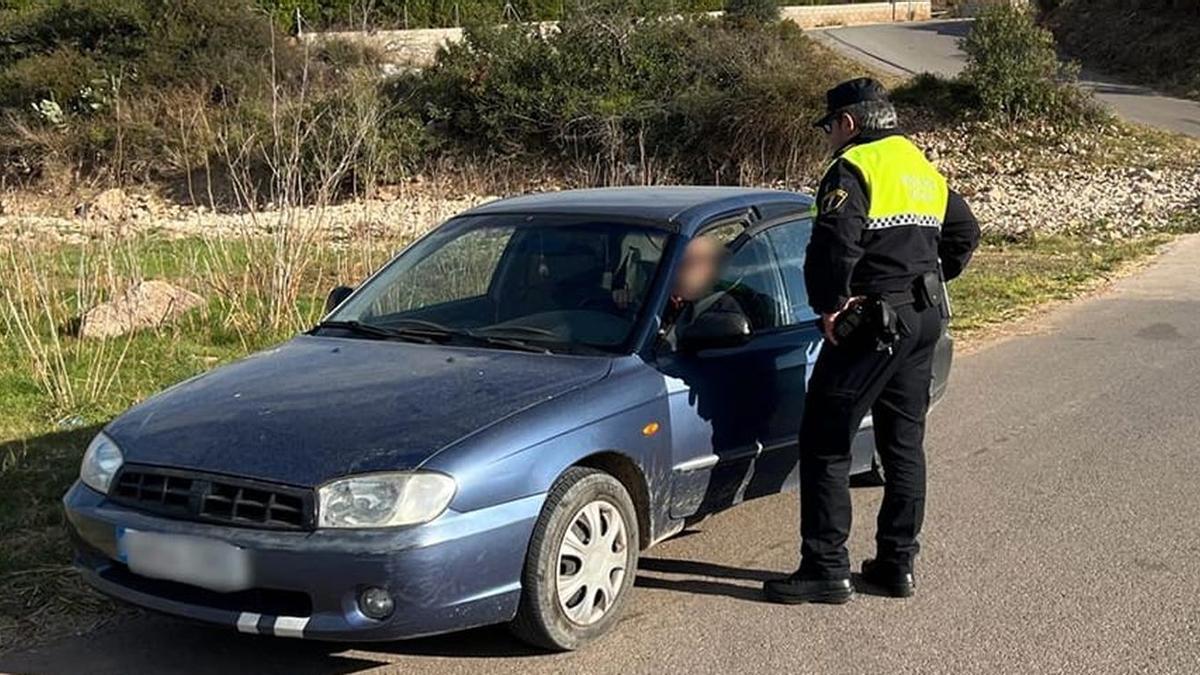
top-left (117, 528), bottom-right (252, 593)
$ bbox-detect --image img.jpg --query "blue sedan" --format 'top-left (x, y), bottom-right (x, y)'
top-left (64, 187), bottom-right (953, 650)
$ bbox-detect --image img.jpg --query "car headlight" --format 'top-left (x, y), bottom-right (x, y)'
top-left (317, 472), bottom-right (456, 528)
top-left (80, 433), bottom-right (124, 494)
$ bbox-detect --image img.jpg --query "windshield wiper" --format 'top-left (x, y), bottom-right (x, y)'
top-left (386, 317), bottom-right (458, 332)
top-left (457, 333), bottom-right (553, 354)
top-left (312, 320), bottom-right (439, 344)
top-left (315, 319), bottom-right (549, 353)
top-left (471, 324), bottom-right (561, 339)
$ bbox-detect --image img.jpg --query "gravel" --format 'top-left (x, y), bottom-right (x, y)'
top-left (2, 125), bottom-right (1197, 247)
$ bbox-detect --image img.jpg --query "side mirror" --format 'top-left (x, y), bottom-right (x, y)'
top-left (678, 307), bottom-right (752, 353)
top-left (324, 285), bottom-right (354, 314)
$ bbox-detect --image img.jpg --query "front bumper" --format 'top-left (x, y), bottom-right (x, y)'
top-left (64, 481), bottom-right (542, 641)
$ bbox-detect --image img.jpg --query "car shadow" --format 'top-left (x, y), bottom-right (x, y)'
top-left (634, 556), bottom-right (778, 603)
top-left (0, 616), bottom-right (547, 675)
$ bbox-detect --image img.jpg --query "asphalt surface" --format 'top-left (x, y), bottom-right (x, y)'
top-left (812, 19), bottom-right (1200, 138)
top-left (6, 233), bottom-right (1200, 673)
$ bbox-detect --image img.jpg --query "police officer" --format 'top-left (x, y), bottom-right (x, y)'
top-left (764, 78), bottom-right (980, 604)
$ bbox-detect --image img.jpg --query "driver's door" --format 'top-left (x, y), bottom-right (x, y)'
top-left (657, 221), bottom-right (813, 519)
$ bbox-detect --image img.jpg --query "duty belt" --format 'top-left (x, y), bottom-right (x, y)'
top-left (877, 288), bottom-right (917, 307)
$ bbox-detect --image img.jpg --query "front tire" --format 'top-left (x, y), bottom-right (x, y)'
top-left (509, 467), bottom-right (640, 651)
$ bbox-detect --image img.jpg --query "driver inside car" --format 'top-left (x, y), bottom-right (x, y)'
top-left (645, 235), bottom-right (750, 350)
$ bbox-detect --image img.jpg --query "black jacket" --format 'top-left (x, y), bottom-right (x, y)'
top-left (803, 130), bottom-right (981, 315)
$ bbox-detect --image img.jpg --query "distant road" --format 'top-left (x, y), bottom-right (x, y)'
top-left (813, 19), bottom-right (1200, 138)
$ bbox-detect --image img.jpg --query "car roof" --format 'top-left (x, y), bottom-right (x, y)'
top-left (456, 186), bottom-right (814, 235)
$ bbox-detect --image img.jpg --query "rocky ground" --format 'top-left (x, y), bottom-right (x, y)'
top-left (0, 186), bottom-right (496, 246)
top-left (915, 122), bottom-right (1200, 241)
top-left (1, 123), bottom-right (1198, 247)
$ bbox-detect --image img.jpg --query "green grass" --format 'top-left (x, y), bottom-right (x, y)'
top-left (0, 229), bottom-right (1185, 651)
top-left (949, 234), bottom-right (1171, 334)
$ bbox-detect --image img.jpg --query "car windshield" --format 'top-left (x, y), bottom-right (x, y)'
top-left (322, 214), bottom-right (670, 354)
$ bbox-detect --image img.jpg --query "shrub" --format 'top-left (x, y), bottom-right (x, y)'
top-left (959, 4), bottom-right (1099, 125)
top-left (258, 0), bottom-right (727, 30)
top-left (1048, 0), bottom-right (1200, 101)
top-left (892, 72), bottom-right (982, 122)
top-left (391, 10), bottom-right (846, 184)
top-left (0, 0), bottom-right (407, 197)
top-left (724, 0), bottom-right (779, 23)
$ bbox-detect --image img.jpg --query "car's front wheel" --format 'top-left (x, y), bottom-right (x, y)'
top-left (509, 466), bottom-right (639, 651)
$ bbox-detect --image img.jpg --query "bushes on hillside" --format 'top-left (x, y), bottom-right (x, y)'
top-left (959, 4), bottom-right (1100, 125)
top-left (260, 0), bottom-right (726, 31)
top-left (724, 0), bottom-right (779, 23)
top-left (0, 0), bottom-right (399, 199)
top-left (391, 11), bottom-right (847, 184)
top-left (5, 0), bottom-right (845, 192)
top-left (1048, 0), bottom-right (1200, 102)
top-left (0, 0), bottom-right (291, 110)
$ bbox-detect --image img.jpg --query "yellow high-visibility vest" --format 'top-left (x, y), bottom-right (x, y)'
top-left (819, 135), bottom-right (949, 231)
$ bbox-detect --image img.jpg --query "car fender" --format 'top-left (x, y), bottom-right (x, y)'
top-left (422, 357), bottom-right (674, 540)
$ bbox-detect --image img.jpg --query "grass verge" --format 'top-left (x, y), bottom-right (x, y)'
top-left (0, 228), bottom-right (1190, 653)
top-left (949, 233), bottom-right (1174, 335)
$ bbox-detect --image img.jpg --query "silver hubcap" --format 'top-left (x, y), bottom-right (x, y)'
top-left (555, 499), bottom-right (628, 626)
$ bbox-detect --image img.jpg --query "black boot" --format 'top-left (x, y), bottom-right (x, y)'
top-left (859, 558), bottom-right (915, 598)
top-left (763, 572), bottom-right (853, 605)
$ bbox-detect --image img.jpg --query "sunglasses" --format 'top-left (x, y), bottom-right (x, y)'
top-left (819, 121), bottom-right (834, 134)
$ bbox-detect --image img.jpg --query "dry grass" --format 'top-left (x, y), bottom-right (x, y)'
top-left (2, 241), bottom-right (137, 416)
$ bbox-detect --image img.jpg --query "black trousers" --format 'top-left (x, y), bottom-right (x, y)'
top-left (798, 302), bottom-right (942, 579)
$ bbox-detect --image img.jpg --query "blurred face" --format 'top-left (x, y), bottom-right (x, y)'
top-left (822, 112), bottom-right (858, 152)
top-left (673, 236), bottom-right (722, 302)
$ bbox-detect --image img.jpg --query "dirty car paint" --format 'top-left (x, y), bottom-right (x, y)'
top-left (105, 335), bottom-right (613, 486)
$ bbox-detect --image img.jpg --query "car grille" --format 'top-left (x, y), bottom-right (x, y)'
top-left (111, 465), bottom-right (315, 530)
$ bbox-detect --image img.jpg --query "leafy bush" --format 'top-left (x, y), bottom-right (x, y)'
top-left (959, 4), bottom-right (1099, 125)
top-left (0, 0), bottom-right (405, 197)
top-left (724, 0), bottom-right (779, 23)
top-left (259, 0), bottom-right (726, 30)
top-left (391, 10), bottom-right (846, 184)
top-left (892, 72), bottom-right (981, 122)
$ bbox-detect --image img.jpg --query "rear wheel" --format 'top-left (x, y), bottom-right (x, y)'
top-left (509, 467), bottom-right (639, 651)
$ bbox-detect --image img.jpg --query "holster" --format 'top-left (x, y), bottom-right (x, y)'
top-left (832, 297), bottom-right (901, 351)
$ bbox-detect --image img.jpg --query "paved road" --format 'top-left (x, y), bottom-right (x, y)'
top-left (813, 19), bottom-right (1200, 138)
top-left (6, 235), bottom-right (1200, 673)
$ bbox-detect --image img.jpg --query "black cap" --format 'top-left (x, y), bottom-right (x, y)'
top-left (814, 77), bottom-right (890, 127)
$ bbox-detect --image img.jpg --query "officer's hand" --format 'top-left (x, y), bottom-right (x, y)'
top-left (822, 296), bottom-right (864, 345)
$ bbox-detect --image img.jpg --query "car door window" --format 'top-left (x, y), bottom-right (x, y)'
top-left (762, 219), bottom-right (819, 325)
top-left (715, 234), bottom-right (785, 331)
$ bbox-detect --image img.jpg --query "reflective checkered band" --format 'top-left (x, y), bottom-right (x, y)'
top-left (864, 213), bottom-right (942, 231)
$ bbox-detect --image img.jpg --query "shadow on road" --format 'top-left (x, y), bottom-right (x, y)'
top-left (1, 553), bottom-right (790, 673)
top-left (633, 556), bottom-right (778, 602)
top-left (0, 615), bottom-right (544, 675)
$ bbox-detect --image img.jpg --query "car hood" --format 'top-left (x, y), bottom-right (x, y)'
top-left (105, 335), bottom-right (612, 487)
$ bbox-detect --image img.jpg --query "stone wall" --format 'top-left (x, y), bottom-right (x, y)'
top-left (780, 2), bottom-right (932, 28)
top-left (308, 2), bottom-right (934, 71)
